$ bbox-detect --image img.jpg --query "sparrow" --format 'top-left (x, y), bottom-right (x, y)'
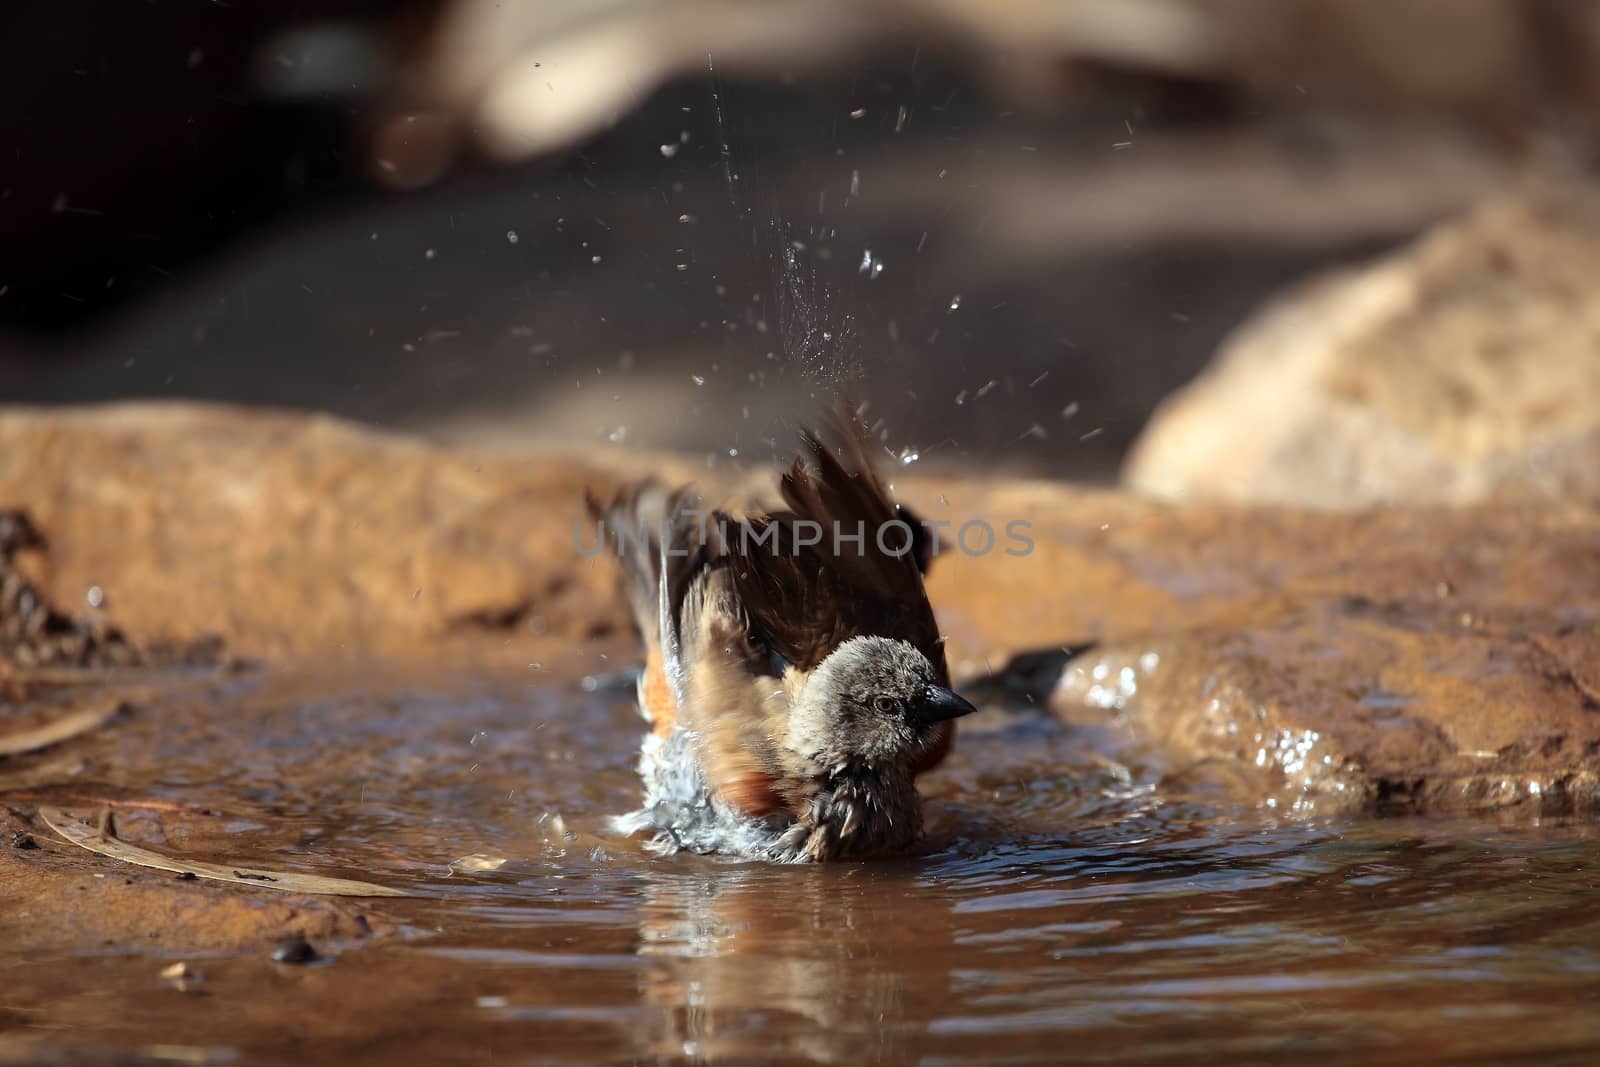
top-left (587, 403), bottom-right (976, 863)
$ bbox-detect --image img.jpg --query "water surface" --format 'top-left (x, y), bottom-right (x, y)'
top-left (8, 660), bottom-right (1600, 1064)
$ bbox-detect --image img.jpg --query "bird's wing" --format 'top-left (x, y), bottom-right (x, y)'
top-left (589, 481), bottom-right (790, 814)
top-left (676, 558), bottom-right (790, 818)
top-left (727, 403), bottom-right (949, 685)
top-left (585, 480), bottom-right (711, 736)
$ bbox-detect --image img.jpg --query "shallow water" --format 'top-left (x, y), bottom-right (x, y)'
top-left (8, 659), bottom-right (1600, 1065)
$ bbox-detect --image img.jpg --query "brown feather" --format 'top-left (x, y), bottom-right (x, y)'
top-left (640, 647), bottom-right (677, 738)
top-left (585, 479), bottom-right (709, 653)
top-left (719, 772), bottom-right (784, 818)
top-left (727, 404), bottom-right (949, 685)
top-left (677, 561), bottom-right (790, 818)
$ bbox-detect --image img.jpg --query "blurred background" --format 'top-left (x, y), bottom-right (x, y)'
top-left (3, 0), bottom-right (1596, 482)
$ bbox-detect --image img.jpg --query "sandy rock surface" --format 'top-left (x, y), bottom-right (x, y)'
top-left (1125, 184), bottom-right (1600, 508)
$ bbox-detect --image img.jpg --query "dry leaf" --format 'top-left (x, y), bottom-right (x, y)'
top-left (40, 806), bottom-right (411, 897)
top-left (0, 700), bottom-right (126, 758)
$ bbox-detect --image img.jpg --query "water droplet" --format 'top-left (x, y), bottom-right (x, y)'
top-left (849, 170), bottom-right (861, 197)
top-left (591, 255), bottom-right (602, 264)
top-left (899, 449), bottom-right (920, 466)
top-left (948, 294), bottom-right (961, 311)
top-left (691, 374), bottom-right (706, 386)
top-left (660, 143), bottom-right (679, 158)
top-left (85, 585), bottom-right (104, 609)
top-left (506, 230), bottom-right (519, 245)
top-left (849, 107), bottom-right (866, 119)
top-left (424, 248), bottom-right (436, 260)
top-left (607, 426), bottom-right (628, 444)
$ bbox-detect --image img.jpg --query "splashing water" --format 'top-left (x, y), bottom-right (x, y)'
top-left (771, 231), bottom-right (858, 385)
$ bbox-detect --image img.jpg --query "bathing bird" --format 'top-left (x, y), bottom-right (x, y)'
top-left (587, 402), bottom-right (976, 862)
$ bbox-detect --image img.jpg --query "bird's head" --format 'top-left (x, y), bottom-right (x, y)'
top-left (789, 635), bottom-right (977, 771)
top-left (769, 635), bottom-right (975, 861)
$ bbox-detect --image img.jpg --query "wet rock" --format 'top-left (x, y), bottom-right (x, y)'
top-left (1125, 185), bottom-right (1600, 508)
top-left (271, 935), bottom-right (320, 964)
top-left (926, 476), bottom-right (1600, 812)
top-left (1049, 609), bottom-right (1600, 815)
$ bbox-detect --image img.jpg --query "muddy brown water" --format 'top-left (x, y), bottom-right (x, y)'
top-left (5, 656), bottom-right (1600, 1066)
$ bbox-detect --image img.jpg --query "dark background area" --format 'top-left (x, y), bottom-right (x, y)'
top-left (0, 0), bottom-right (1569, 477)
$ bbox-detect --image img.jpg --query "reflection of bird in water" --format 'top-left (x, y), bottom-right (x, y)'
top-left (631, 861), bottom-right (941, 1063)
top-left (587, 399), bottom-right (976, 862)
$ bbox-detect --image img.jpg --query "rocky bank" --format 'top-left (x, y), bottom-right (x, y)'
top-left (1, 401), bottom-right (1594, 823)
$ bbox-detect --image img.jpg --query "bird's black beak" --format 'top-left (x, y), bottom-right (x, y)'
top-left (917, 685), bottom-right (979, 723)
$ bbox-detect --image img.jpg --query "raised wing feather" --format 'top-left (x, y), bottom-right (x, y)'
top-left (727, 406), bottom-right (948, 684)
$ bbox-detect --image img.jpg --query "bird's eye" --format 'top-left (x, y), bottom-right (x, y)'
top-left (872, 695), bottom-right (898, 716)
